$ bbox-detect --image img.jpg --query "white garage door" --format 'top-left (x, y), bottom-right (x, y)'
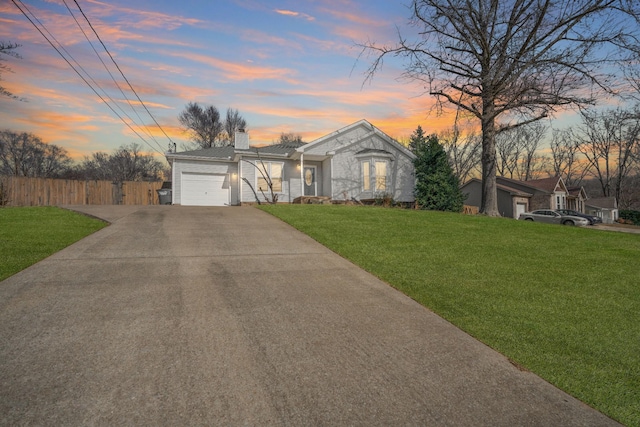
top-left (181, 173), bottom-right (229, 206)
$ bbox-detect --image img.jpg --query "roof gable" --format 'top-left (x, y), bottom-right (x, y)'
top-left (496, 176), bottom-right (566, 194)
top-left (298, 119), bottom-right (415, 160)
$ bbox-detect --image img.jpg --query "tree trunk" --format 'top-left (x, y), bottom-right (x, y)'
top-left (480, 105), bottom-right (500, 216)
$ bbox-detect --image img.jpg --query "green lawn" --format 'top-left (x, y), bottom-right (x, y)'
top-left (0, 207), bottom-right (107, 281)
top-left (259, 204), bottom-right (640, 426)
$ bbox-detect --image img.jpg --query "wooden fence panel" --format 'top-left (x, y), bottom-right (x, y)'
top-left (0, 176), bottom-right (163, 206)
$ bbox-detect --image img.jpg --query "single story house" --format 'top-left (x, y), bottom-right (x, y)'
top-left (461, 176), bottom-right (585, 218)
top-left (585, 197), bottom-right (619, 224)
top-left (165, 120), bottom-right (416, 206)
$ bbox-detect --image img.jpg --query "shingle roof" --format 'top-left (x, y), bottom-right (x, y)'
top-left (497, 176), bottom-right (562, 193)
top-left (176, 145), bottom-right (236, 159)
top-left (174, 141), bottom-right (306, 159)
top-left (254, 141), bottom-right (306, 156)
top-left (586, 197), bottom-right (617, 209)
top-left (496, 183), bottom-right (532, 197)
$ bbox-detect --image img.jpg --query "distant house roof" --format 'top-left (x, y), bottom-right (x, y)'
top-left (496, 176), bottom-right (566, 194)
top-left (586, 197), bottom-right (617, 209)
top-left (566, 186), bottom-right (587, 199)
top-left (461, 178), bottom-right (532, 197)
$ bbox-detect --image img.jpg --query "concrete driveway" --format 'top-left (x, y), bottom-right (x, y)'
top-left (0, 206), bottom-right (619, 426)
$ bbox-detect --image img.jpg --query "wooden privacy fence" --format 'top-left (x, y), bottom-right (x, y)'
top-left (0, 176), bottom-right (164, 206)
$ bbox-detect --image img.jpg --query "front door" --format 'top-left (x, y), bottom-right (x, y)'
top-left (303, 166), bottom-right (317, 196)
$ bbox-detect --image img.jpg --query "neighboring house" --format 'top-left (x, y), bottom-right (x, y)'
top-left (585, 197), bottom-right (619, 224)
top-left (165, 120), bottom-right (416, 206)
top-left (460, 178), bottom-right (532, 219)
top-left (461, 176), bottom-right (584, 218)
top-left (567, 186), bottom-right (588, 213)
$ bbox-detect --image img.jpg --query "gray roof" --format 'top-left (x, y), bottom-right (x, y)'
top-left (254, 141), bottom-right (306, 156)
top-left (176, 145), bottom-right (236, 159)
top-left (586, 197), bottom-right (617, 209)
top-left (174, 141), bottom-right (306, 159)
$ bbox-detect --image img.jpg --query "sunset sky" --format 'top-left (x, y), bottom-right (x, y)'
top-left (0, 0), bottom-right (458, 161)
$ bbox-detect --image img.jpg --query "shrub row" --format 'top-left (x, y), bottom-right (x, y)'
top-left (619, 210), bottom-right (640, 226)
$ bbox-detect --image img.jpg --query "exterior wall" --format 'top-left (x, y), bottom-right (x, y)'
top-left (321, 133), bottom-right (415, 202)
top-left (586, 207), bottom-right (619, 224)
top-left (239, 158), bottom-right (301, 203)
top-left (497, 190), bottom-right (515, 218)
top-left (303, 126), bottom-right (371, 156)
top-left (530, 194), bottom-right (552, 211)
top-left (172, 159), bottom-right (238, 205)
top-left (322, 158), bottom-right (332, 198)
top-left (461, 180), bottom-right (482, 209)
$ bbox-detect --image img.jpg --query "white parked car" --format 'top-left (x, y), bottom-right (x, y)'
top-left (518, 209), bottom-right (590, 226)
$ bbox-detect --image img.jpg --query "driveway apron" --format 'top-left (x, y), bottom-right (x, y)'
top-left (0, 206), bottom-right (620, 426)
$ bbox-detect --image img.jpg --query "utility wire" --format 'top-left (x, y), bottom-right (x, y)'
top-left (11, 0), bottom-right (163, 155)
top-left (72, 0), bottom-right (176, 147)
top-left (10, 0), bottom-right (163, 156)
top-left (61, 0), bottom-right (165, 153)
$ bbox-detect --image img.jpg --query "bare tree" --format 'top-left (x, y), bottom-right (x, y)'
top-left (276, 132), bottom-right (305, 145)
top-left (222, 108), bottom-right (247, 144)
top-left (178, 102), bottom-right (224, 149)
top-left (0, 41), bottom-right (23, 101)
top-left (0, 130), bottom-right (71, 177)
top-left (77, 143), bottom-right (165, 182)
top-left (360, 0), bottom-right (640, 215)
top-left (179, 103), bottom-right (249, 149)
top-left (241, 151), bottom-right (280, 204)
top-left (438, 127), bottom-right (481, 184)
top-left (495, 123), bottom-right (547, 181)
top-left (577, 107), bottom-right (640, 206)
top-left (549, 128), bottom-right (590, 187)
top-left (495, 130), bottom-right (521, 179)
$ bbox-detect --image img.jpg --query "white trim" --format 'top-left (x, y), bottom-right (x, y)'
top-left (303, 165), bottom-right (318, 196)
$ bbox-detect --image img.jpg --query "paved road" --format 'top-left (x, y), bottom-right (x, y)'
top-left (0, 206), bottom-right (620, 426)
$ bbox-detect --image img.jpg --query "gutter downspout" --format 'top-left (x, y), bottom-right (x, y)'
top-left (238, 156), bottom-right (243, 205)
top-left (300, 153), bottom-right (304, 198)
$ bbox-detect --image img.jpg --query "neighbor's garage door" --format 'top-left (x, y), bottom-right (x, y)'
top-left (181, 173), bottom-right (229, 206)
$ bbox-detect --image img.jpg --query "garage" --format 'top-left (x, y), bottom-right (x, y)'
top-left (181, 173), bottom-right (230, 206)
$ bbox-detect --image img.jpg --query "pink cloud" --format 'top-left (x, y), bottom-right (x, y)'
top-left (274, 9), bottom-right (315, 21)
top-left (165, 51), bottom-right (298, 83)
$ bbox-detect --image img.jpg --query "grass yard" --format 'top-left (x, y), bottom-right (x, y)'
top-left (260, 204), bottom-right (640, 426)
top-left (0, 207), bottom-right (107, 281)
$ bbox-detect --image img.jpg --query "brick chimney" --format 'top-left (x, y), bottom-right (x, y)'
top-left (234, 129), bottom-right (249, 150)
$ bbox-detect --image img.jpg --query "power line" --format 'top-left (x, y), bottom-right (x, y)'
top-left (61, 0), bottom-right (165, 153)
top-left (10, 0), bottom-right (167, 156)
top-left (71, 0), bottom-right (176, 147)
top-left (10, 0), bottom-right (164, 156)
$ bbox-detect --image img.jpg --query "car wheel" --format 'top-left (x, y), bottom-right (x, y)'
top-left (563, 220), bottom-right (575, 226)
top-left (525, 218), bottom-right (533, 221)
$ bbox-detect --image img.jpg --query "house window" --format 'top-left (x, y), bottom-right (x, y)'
top-left (361, 159), bottom-right (390, 193)
top-left (362, 161), bottom-right (370, 191)
top-left (256, 162), bottom-right (283, 192)
top-left (375, 161), bottom-right (387, 191)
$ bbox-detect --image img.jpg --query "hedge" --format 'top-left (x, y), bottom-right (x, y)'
top-left (619, 209), bottom-right (640, 226)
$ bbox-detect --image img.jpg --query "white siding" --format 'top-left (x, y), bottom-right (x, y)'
top-left (327, 134), bottom-right (415, 202)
